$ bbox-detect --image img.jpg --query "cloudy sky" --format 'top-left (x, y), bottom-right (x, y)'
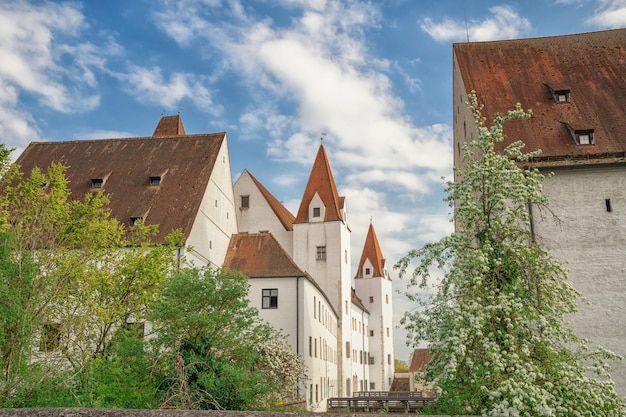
top-left (2, 0), bottom-right (625, 363)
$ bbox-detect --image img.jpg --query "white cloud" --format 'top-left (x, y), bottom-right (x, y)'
top-left (118, 66), bottom-right (222, 116)
top-left (421, 5), bottom-right (532, 42)
top-left (587, 0), bottom-right (626, 27)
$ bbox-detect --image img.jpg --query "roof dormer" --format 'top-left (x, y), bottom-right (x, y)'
top-left (545, 84), bottom-right (571, 104)
top-left (563, 122), bottom-right (595, 146)
top-left (309, 192), bottom-right (325, 223)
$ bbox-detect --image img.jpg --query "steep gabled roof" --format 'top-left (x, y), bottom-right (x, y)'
top-left (224, 232), bottom-right (306, 277)
top-left (245, 169), bottom-right (295, 231)
top-left (295, 145), bottom-right (343, 223)
top-left (13, 119), bottom-right (225, 244)
top-left (152, 115), bottom-right (186, 137)
top-left (454, 28), bottom-right (626, 166)
top-left (355, 223), bottom-right (388, 280)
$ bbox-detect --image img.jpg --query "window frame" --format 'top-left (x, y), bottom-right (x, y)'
top-left (316, 246), bottom-right (326, 261)
top-left (262, 288), bottom-right (278, 309)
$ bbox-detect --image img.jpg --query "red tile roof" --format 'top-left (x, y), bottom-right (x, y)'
top-left (224, 232), bottom-right (306, 277)
top-left (354, 222), bottom-right (388, 280)
top-left (409, 348), bottom-right (432, 372)
top-left (245, 169), bottom-right (295, 231)
top-left (351, 287), bottom-right (368, 313)
top-left (152, 115), bottom-right (186, 137)
top-left (295, 145), bottom-right (343, 223)
top-left (454, 29), bottom-right (626, 166)
top-left (12, 121), bottom-right (225, 244)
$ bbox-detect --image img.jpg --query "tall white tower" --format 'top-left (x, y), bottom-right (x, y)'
top-left (292, 145), bottom-right (353, 396)
top-left (354, 222), bottom-right (394, 391)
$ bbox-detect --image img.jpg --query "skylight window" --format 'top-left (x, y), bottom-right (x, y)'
top-left (149, 176), bottom-right (161, 186)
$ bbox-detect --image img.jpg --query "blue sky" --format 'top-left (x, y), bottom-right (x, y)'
top-left (2, 0), bottom-right (625, 363)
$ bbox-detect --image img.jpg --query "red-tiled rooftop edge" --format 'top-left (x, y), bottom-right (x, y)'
top-left (454, 28), bottom-right (626, 165)
top-left (355, 223), bottom-right (389, 280)
top-left (245, 169), bottom-right (295, 231)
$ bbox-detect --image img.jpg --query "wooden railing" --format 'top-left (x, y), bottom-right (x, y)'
top-left (327, 391), bottom-right (435, 412)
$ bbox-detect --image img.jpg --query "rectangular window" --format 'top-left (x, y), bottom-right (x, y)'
top-left (309, 336), bottom-right (312, 357)
top-left (387, 327), bottom-right (390, 337)
top-left (240, 195), bottom-right (249, 208)
top-left (313, 207), bottom-right (321, 217)
top-left (316, 246), bottom-right (326, 261)
top-left (314, 338), bottom-right (317, 358)
top-left (313, 296), bottom-right (316, 319)
top-left (369, 329), bottom-right (374, 337)
top-left (149, 176), bottom-right (161, 186)
top-left (365, 267), bottom-right (371, 275)
top-left (388, 354), bottom-right (391, 365)
top-left (370, 382), bottom-right (375, 390)
top-left (369, 356), bottom-right (375, 365)
top-left (369, 296), bottom-right (374, 303)
top-left (40, 323), bottom-right (61, 352)
top-left (91, 178), bottom-right (104, 188)
top-left (346, 342), bottom-right (350, 358)
top-left (262, 289), bottom-right (278, 309)
top-left (386, 294), bottom-right (389, 304)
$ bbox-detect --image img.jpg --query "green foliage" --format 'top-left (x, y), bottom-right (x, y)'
top-left (152, 267), bottom-right (305, 410)
top-left (396, 93), bottom-right (625, 417)
top-left (80, 329), bottom-right (158, 408)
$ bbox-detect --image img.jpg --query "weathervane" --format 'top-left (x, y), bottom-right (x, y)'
top-left (321, 131), bottom-right (326, 143)
top-left (178, 106), bottom-right (184, 115)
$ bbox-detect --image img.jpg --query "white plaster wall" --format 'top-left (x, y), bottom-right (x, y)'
top-left (186, 137), bottom-right (237, 267)
top-left (534, 165), bottom-right (626, 395)
top-left (246, 276), bottom-right (338, 411)
top-left (349, 303), bottom-right (370, 394)
top-left (293, 219), bottom-right (352, 396)
top-left (233, 172), bottom-right (293, 256)
top-left (354, 275), bottom-right (394, 391)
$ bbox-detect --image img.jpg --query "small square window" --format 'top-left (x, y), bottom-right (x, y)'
top-left (369, 296), bottom-right (374, 303)
top-left (91, 178), bottom-right (104, 188)
top-left (576, 131), bottom-right (594, 145)
top-left (369, 329), bottom-right (374, 337)
top-left (316, 246), bottom-right (326, 261)
top-left (241, 195), bottom-right (249, 209)
top-left (262, 288), bottom-right (278, 309)
top-left (313, 207), bottom-right (321, 217)
top-left (365, 267), bottom-right (371, 275)
top-left (149, 176), bottom-right (161, 186)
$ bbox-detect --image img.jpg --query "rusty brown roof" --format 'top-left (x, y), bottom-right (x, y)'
top-left (409, 348), bottom-right (432, 372)
top-left (454, 28), bottom-right (626, 164)
top-left (245, 169), bottom-right (295, 231)
top-left (295, 145), bottom-right (343, 223)
top-left (12, 124), bottom-right (225, 244)
top-left (224, 232), bottom-right (306, 277)
top-left (354, 222), bottom-right (388, 280)
top-left (152, 115), bottom-right (186, 137)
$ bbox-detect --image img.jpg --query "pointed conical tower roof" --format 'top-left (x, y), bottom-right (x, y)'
top-left (152, 114), bottom-right (186, 137)
top-left (355, 222), bottom-right (389, 280)
top-left (295, 144), bottom-right (343, 223)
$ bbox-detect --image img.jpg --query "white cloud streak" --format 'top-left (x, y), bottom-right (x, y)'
top-left (420, 5), bottom-right (532, 42)
top-left (587, 0), bottom-right (626, 27)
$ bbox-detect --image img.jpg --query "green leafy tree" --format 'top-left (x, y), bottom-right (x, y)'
top-left (396, 94), bottom-right (625, 417)
top-left (151, 267), bottom-right (305, 410)
top-left (0, 153), bottom-right (181, 406)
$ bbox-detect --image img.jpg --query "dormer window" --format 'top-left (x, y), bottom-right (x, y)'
top-left (563, 123), bottom-right (594, 146)
top-left (546, 84), bottom-right (571, 104)
top-left (576, 130), bottom-right (594, 145)
top-left (554, 89), bottom-right (570, 103)
top-left (149, 176), bottom-right (161, 186)
top-left (365, 267), bottom-right (371, 275)
top-left (91, 178), bottom-right (104, 189)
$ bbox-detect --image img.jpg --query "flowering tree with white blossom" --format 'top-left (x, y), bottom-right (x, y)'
top-left (396, 93), bottom-right (625, 417)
